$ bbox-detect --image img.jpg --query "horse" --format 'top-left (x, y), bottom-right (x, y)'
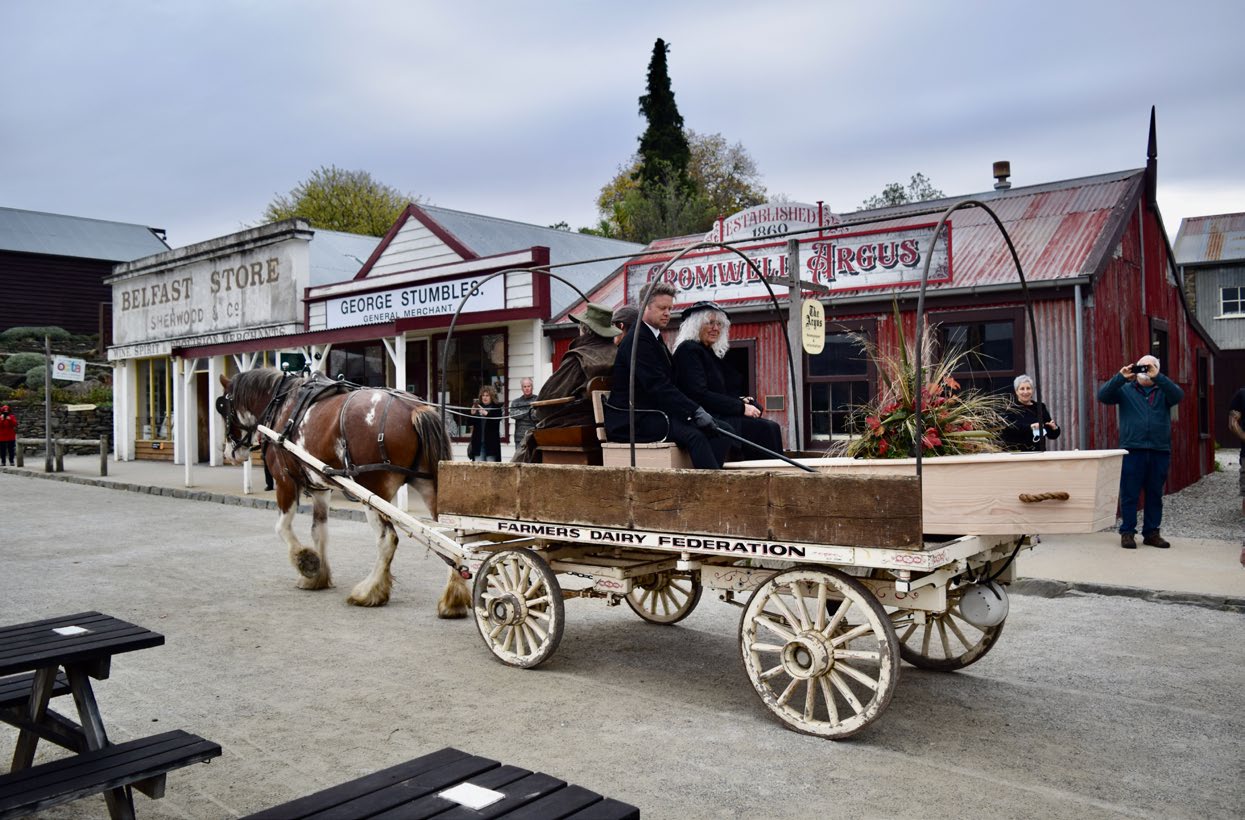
top-left (215, 368), bottom-right (470, 617)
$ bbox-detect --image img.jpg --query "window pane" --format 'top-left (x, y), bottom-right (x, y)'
top-left (808, 380), bottom-right (869, 440)
top-left (942, 321), bottom-right (1014, 374)
top-left (808, 332), bottom-right (867, 377)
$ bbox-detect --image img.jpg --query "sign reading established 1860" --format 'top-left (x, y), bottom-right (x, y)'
top-left (628, 221), bottom-right (952, 306)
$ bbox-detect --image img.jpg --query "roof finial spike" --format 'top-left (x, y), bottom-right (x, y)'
top-left (1145, 106), bottom-right (1158, 207)
top-left (1147, 105), bottom-right (1157, 161)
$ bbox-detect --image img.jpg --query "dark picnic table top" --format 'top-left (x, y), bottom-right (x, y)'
top-left (0, 612), bottom-right (163, 677)
top-left (244, 746), bottom-right (640, 819)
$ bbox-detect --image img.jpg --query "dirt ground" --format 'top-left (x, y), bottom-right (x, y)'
top-left (1, 475), bottom-right (1242, 819)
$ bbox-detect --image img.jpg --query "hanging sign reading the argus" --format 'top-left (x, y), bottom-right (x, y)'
top-left (801, 300), bottom-right (825, 355)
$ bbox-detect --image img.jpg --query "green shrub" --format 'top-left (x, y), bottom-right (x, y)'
top-left (24, 365), bottom-right (49, 386)
top-left (0, 326), bottom-right (72, 343)
top-left (4, 352), bottom-right (46, 374)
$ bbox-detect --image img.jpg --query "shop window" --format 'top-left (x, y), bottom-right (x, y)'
top-left (434, 331), bottom-right (507, 439)
top-left (806, 325), bottom-right (872, 442)
top-left (1150, 319), bottom-right (1169, 374)
top-left (136, 357), bottom-right (171, 440)
top-left (1221, 286), bottom-right (1244, 316)
top-left (327, 342), bottom-right (386, 387)
top-left (936, 310), bottom-right (1023, 395)
top-left (275, 351), bottom-right (308, 374)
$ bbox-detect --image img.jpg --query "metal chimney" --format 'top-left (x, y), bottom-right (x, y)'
top-left (993, 161), bottom-right (1012, 190)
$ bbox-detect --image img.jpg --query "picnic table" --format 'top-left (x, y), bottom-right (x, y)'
top-left (245, 746), bottom-right (639, 819)
top-left (0, 611), bottom-right (220, 819)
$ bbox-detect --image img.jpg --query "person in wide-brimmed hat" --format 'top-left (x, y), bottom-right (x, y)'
top-left (510, 302), bottom-right (621, 463)
top-left (673, 300), bottom-right (784, 461)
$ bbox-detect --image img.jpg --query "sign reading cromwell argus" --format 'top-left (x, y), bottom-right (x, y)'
top-left (113, 248), bottom-right (300, 346)
top-left (628, 221), bottom-right (952, 306)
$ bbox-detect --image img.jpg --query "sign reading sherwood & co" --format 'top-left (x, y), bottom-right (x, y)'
top-left (627, 220), bottom-right (952, 306)
top-left (325, 274), bottom-right (507, 330)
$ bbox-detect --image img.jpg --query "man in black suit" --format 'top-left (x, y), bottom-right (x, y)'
top-left (604, 281), bottom-right (726, 469)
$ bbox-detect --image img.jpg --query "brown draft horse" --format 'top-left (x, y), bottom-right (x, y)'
top-left (216, 368), bottom-right (470, 616)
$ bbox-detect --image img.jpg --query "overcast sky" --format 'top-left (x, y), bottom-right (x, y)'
top-left (2, 0), bottom-right (1242, 249)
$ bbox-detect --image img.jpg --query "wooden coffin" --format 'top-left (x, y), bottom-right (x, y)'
top-left (438, 462), bottom-right (924, 549)
top-left (724, 449), bottom-right (1126, 535)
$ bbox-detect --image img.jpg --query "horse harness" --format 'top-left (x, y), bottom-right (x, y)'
top-left (219, 373), bottom-right (435, 483)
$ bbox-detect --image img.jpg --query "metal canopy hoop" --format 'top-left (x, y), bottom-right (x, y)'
top-left (912, 199), bottom-right (1041, 478)
top-left (437, 268), bottom-right (590, 429)
top-left (626, 241), bottom-right (804, 466)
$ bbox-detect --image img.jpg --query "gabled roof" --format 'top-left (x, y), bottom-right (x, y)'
top-left (356, 203), bottom-right (643, 317)
top-left (0, 206), bottom-right (169, 262)
top-left (1174, 212), bottom-right (1245, 266)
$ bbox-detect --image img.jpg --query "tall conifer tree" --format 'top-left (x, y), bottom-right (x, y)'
top-left (635, 39), bottom-right (691, 193)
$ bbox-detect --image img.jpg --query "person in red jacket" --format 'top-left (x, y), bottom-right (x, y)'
top-left (0, 405), bottom-right (17, 466)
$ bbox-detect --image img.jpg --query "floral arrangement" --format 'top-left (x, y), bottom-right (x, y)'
top-left (840, 305), bottom-right (1008, 459)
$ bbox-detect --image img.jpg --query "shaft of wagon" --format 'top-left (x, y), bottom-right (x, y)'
top-left (711, 424), bottom-right (816, 472)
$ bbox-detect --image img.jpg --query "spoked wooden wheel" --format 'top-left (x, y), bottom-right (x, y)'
top-left (472, 549), bottom-right (565, 669)
top-left (739, 567), bottom-right (899, 739)
top-left (892, 587), bottom-right (1006, 672)
top-left (625, 570), bottom-right (702, 624)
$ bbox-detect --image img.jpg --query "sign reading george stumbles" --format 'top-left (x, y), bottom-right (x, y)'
top-left (627, 204), bottom-right (953, 307)
top-left (325, 273), bottom-right (506, 330)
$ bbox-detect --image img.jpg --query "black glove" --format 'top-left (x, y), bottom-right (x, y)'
top-left (692, 407), bottom-right (715, 429)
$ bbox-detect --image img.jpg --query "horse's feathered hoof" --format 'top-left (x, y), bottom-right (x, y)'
top-left (294, 548), bottom-right (321, 578)
top-left (436, 601), bottom-right (469, 619)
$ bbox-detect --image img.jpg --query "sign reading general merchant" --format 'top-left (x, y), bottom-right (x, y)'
top-left (325, 274), bottom-right (507, 329)
top-left (112, 245), bottom-right (302, 346)
top-left (626, 222), bottom-right (952, 306)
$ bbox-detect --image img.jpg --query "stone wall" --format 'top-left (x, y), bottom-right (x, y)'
top-left (6, 401), bottom-right (113, 452)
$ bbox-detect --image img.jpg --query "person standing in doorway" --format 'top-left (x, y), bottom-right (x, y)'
top-left (509, 378), bottom-right (537, 450)
top-left (1097, 355), bottom-right (1184, 549)
top-left (0, 405), bottom-right (16, 466)
top-left (467, 385), bottom-right (503, 462)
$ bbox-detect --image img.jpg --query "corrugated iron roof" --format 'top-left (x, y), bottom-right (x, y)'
top-left (420, 205), bottom-right (644, 316)
top-left (0, 206), bottom-right (169, 261)
top-left (1173, 212), bottom-right (1245, 265)
top-left (558, 169), bottom-right (1145, 319)
top-left (307, 228), bottom-right (381, 287)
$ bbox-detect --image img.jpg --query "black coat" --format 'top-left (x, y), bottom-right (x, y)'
top-left (467, 403), bottom-right (502, 459)
top-left (605, 324), bottom-right (698, 440)
top-left (672, 341), bottom-right (745, 418)
top-left (1000, 401), bottom-right (1060, 452)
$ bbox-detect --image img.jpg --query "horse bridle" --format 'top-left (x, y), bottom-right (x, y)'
top-left (215, 373), bottom-right (296, 453)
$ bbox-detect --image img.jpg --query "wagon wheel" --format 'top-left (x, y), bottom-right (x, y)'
top-left (739, 567), bottom-right (899, 739)
top-left (472, 549), bottom-right (565, 669)
top-left (892, 586), bottom-right (1006, 672)
top-left (625, 570), bottom-right (702, 625)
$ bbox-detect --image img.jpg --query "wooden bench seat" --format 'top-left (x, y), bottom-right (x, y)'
top-left (0, 672), bottom-right (71, 710)
top-left (0, 729), bottom-right (221, 818)
top-left (590, 390), bottom-right (691, 469)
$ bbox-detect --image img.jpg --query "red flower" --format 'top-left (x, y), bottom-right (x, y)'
top-left (865, 415), bottom-right (881, 431)
top-left (946, 376), bottom-right (961, 391)
top-left (878, 439), bottom-right (890, 456)
top-left (921, 427), bottom-right (942, 450)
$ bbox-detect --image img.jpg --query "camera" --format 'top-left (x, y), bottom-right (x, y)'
top-left (1129, 363), bottom-right (1149, 374)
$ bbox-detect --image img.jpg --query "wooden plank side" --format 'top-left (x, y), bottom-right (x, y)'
top-left (437, 463), bottom-right (521, 519)
top-left (629, 469), bottom-right (770, 538)
top-left (769, 473), bottom-right (922, 549)
top-left (518, 465), bottom-right (629, 527)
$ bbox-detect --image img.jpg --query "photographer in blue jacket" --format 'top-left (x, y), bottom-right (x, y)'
top-left (1096, 355), bottom-right (1184, 550)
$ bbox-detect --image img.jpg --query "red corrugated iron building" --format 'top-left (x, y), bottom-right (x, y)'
top-left (551, 151), bottom-right (1215, 491)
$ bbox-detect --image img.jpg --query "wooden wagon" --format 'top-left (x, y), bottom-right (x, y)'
top-left (430, 451), bottom-right (1124, 739)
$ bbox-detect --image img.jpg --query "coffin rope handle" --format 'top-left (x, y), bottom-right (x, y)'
top-left (1018, 491), bottom-right (1070, 503)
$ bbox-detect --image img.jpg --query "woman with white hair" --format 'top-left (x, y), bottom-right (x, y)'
top-left (1000, 374), bottom-right (1060, 452)
top-left (672, 301), bottom-right (784, 461)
